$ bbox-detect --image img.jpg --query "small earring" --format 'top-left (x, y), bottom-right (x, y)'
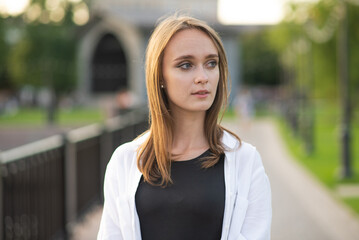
top-left (161, 84), bottom-right (164, 88)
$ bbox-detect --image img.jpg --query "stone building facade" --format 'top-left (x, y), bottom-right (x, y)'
top-left (77, 0), bottom-right (246, 108)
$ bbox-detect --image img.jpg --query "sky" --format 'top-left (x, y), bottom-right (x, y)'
top-left (218, 0), bottom-right (284, 25)
top-left (218, 0), bottom-right (318, 25)
top-left (0, 0), bottom-right (318, 25)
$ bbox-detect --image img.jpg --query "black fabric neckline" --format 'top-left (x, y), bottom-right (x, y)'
top-left (171, 149), bottom-right (210, 164)
top-left (135, 148), bottom-right (225, 240)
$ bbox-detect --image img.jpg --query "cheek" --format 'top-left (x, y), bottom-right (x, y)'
top-left (165, 70), bottom-right (190, 91)
top-left (163, 70), bottom-right (183, 100)
top-left (166, 78), bottom-right (187, 99)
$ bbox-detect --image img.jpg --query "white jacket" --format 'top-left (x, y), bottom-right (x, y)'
top-left (98, 130), bottom-right (272, 240)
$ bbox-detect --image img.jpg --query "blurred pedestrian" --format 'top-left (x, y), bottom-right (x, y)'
top-left (98, 14), bottom-right (272, 240)
top-left (235, 87), bottom-right (255, 128)
top-left (115, 87), bottom-right (135, 115)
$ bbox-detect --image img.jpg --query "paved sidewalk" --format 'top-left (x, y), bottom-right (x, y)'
top-left (71, 205), bottom-right (103, 240)
top-left (0, 126), bottom-right (75, 151)
top-left (223, 118), bottom-right (359, 240)
top-left (72, 118), bottom-right (359, 240)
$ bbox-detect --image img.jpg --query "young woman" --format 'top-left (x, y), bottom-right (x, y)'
top-left (97, 14), bottom-right (272, 240)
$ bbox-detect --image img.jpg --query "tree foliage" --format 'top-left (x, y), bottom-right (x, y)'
top-left (0, 18), bottom-right (13, 89)
top-left (266, 0), bottom-right (359, 100)
top-left (5, 1), bottom-right (79, 95)
top-left (241, 29), bottom-right (281, 86)
top-left (8, 23), bottom-right (77, 94)
top-left (0, 0), bottom-right (90, 123)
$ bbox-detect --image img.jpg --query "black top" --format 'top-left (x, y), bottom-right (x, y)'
top-left (135, 150), bottom-right (225, 240)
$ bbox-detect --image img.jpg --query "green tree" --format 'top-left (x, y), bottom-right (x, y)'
top-left (0, 18), bottom-right (13, 90)
top-left (4, 0), bottom-right (89, 123)
top-left (241, 30), bottom-right (281, 86)
top-left (267, 0), bottom-right (359, 177)
top-left (267, 0), bottom-right (359, 99)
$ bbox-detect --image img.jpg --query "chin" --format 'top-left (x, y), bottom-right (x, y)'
top-left (191, 104), bottom-right (213, 112)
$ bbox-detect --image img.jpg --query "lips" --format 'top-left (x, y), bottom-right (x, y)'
top-left (192, 90), bottom-right (209, 95)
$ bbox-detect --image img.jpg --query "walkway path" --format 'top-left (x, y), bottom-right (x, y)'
top-left (0, 126), bottom-right (74, 151)
top-left (71, 118), bottom-right (359, 240)
top-left (223, 118), bottom-right (359, 240)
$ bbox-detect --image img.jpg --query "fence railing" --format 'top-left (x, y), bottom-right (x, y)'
top-left (0, 108), bottom-right (148, 240)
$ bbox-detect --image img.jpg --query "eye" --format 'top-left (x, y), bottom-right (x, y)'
top-left (207, 60), bottom-right (218, 68)
top-left (177, 62), bottom-right (192, 70)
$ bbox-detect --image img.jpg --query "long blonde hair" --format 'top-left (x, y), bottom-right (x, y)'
top-left (137, 14), bottom-right (240, 186)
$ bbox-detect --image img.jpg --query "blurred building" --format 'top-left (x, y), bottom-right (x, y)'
top-left (77, 0), bottom-right (247, 106)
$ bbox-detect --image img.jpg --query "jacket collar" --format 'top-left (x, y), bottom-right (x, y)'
top-left (133, 131), bottom-right (150, 147)
top-left (221, 130), bottom-right (239, 150)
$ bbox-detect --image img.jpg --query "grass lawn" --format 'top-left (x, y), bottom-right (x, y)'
top-left (0, 107), bottom-right (105, 126)
top-left (276, 99), bottom-right (359, 215)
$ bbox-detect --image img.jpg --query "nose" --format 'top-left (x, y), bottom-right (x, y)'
top-left (194, 66), bottom-right (209, 84)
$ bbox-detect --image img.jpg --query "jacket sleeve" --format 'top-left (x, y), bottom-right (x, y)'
top-left (97, 151), bottom-right (124, 240)
top-left (241, 150), bottom-right (272, 240)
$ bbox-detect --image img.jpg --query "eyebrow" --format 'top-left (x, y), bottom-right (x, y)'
top-left (174, 54), bottom-right (219, 61)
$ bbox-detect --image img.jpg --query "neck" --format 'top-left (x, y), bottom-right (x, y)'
top-left (170, 109), bottom-right (208, 159)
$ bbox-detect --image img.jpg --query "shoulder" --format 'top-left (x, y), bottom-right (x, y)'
top-left (222, 130), bottom-right (257, 156)
top-left (222, 130), bottom-right (263, 172)
top-left (223, 132), bottom-right (269, 199)
top-left (237, 141), bottom-right (259, 161)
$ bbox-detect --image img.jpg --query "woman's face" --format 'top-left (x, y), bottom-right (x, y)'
top-left (162, 29), bottom-right (219, 116)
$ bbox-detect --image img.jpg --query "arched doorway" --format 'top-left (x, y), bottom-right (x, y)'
top-left (91, 33), bottom-right (127, 93)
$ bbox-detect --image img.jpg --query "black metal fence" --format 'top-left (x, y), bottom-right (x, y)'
top-left (0, 108), bottom-right (148, 240)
